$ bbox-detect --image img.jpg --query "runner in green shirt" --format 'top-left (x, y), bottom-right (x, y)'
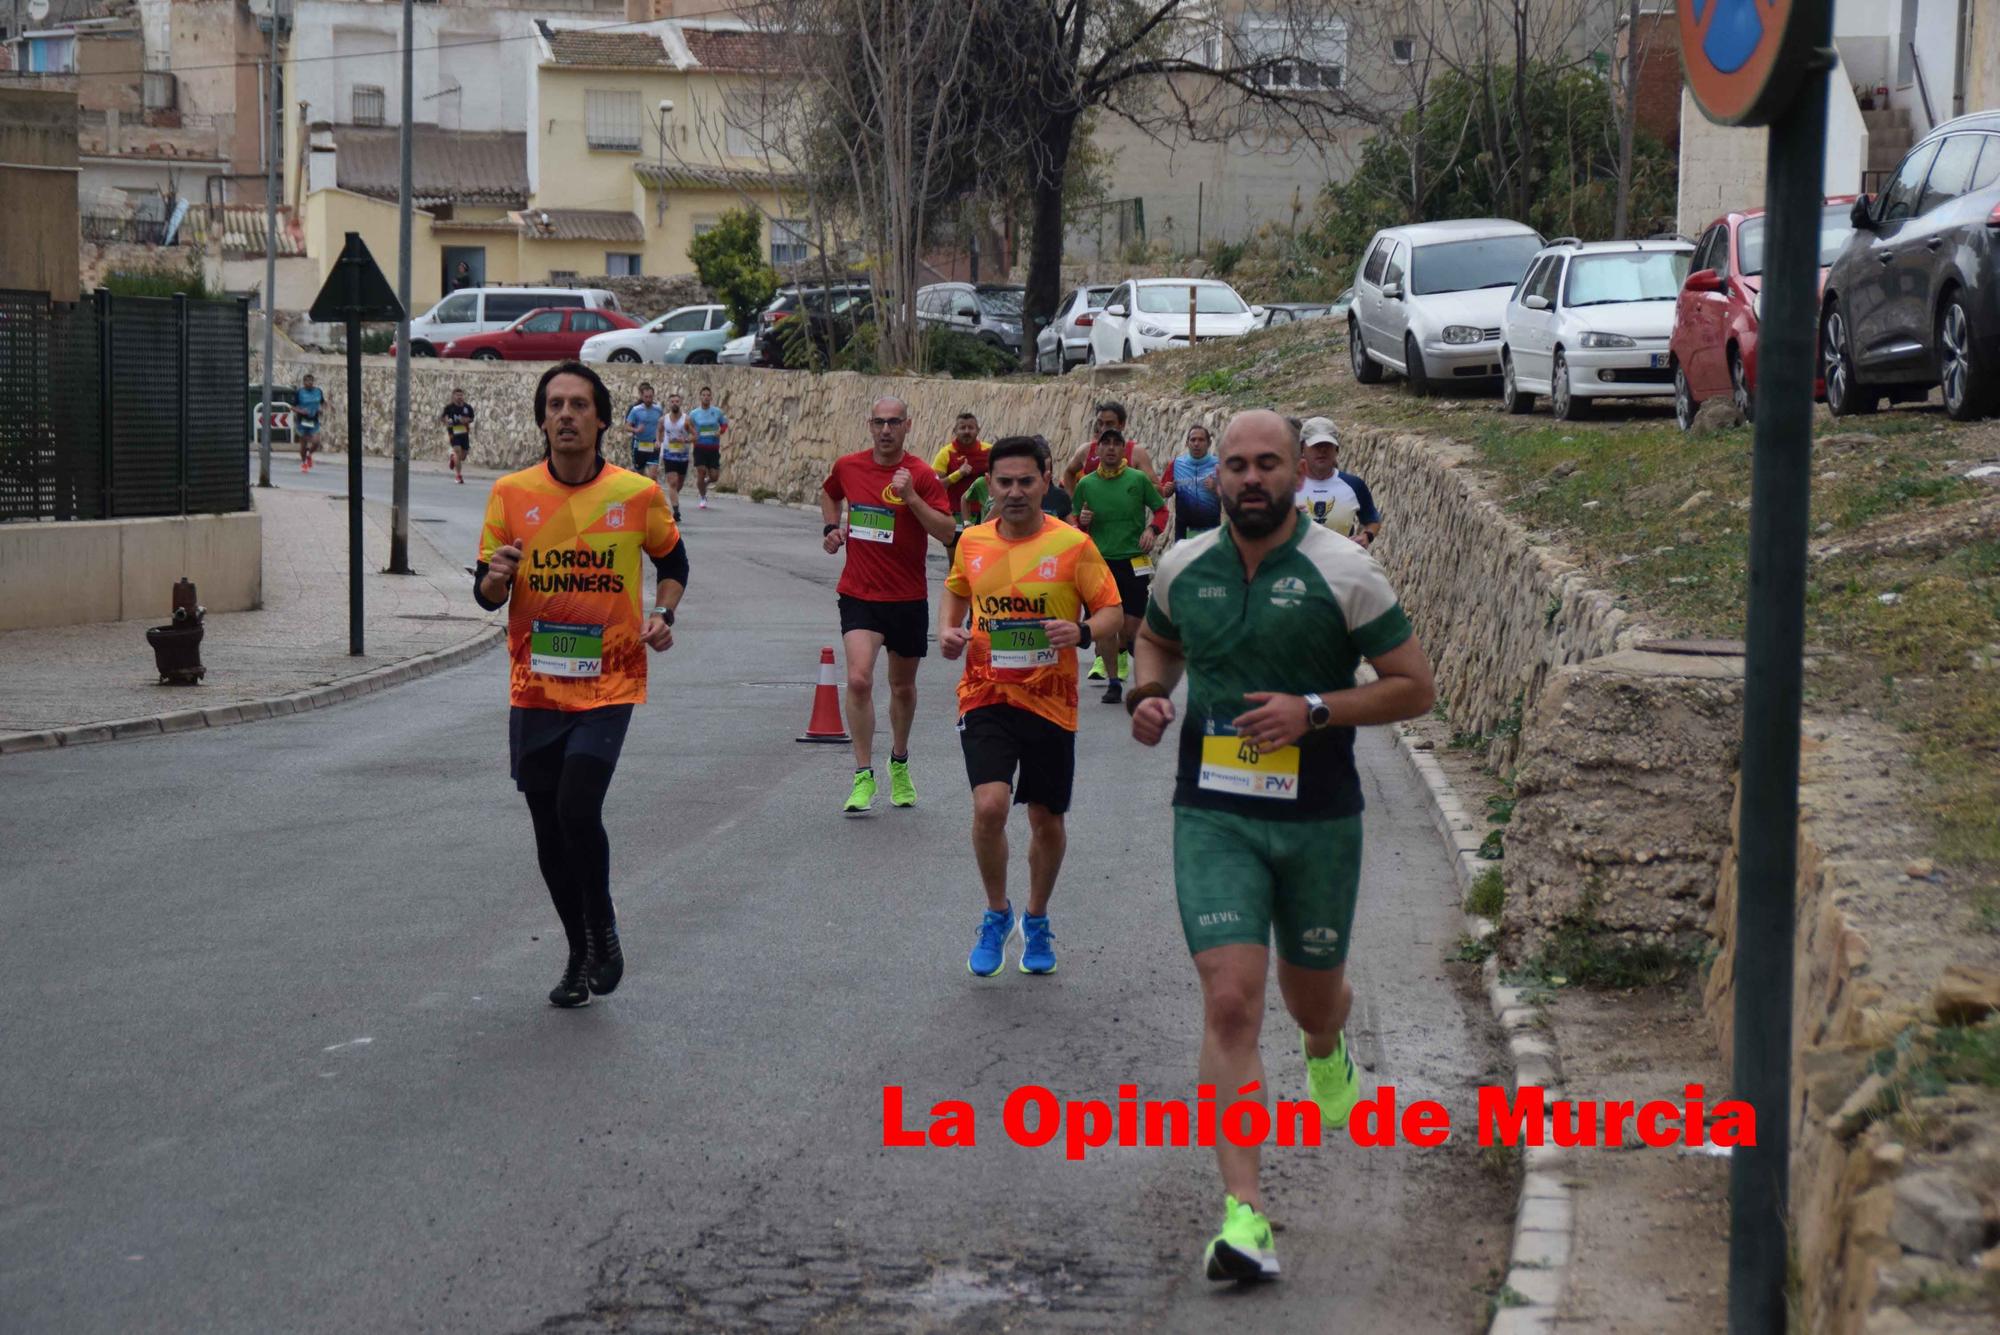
top-left (1126, 408), bottom-right (1436, 1285)
top-left (1070, 430), bottom-right (1165, 705)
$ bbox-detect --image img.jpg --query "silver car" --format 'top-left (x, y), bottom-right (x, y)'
top-left (1034, 284), bottom-right (1117, 373)
top-left (916, 282), bottom-right (1026, 357)
top-left (1348, 219), bottom-right (1544, 392)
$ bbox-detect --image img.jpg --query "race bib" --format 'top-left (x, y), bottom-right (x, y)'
top-left (848, 504), bottom-right (897, 544)
top-left (1129, 553), bottom-right (1153, 576)
top-left (1197, 724), bottom-right (1300, 801)
top-left (986, 618), bottom-right (1057, 670)
top-left (529, 620), bottom-right (604, 678)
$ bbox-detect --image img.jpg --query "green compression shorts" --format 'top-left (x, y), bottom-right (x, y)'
top-left (1172, 807), bottom-right (1362, 969)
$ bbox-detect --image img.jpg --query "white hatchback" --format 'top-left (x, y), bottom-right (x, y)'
top-left (1088, 279), bottom-right (1261, 363)
top-left (1499, 239), bottom-right (1694, 420)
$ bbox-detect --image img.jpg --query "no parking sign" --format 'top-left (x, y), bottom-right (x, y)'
top-left (1681, 0), bottom-right (1822, 126)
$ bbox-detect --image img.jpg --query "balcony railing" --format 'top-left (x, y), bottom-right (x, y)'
top-left (81, 216), bottom-right (176, 246)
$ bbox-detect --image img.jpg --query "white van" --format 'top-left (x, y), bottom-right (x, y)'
top-left (405, 287), bottom-right (622, 356)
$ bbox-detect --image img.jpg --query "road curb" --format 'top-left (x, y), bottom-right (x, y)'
top-left (1388, 722), bottom-right (1573, 1335)
top-left (0, 626), bottom-right (502, 757)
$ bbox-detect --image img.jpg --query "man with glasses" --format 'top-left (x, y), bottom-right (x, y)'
top-left (820, 396), bottom-right (956, 814)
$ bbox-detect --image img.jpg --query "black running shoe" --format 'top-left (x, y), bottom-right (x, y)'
top-left (586, 922), bottom-right (625, 995)
top-left (549, 951), bottom-right (591, 1008)
top-left (1101, 680), bottom-right (1124, 705)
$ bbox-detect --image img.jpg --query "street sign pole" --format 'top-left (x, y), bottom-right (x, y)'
top-left (257, 2), bottom-right (279, 490)
top-left (1677, 1), bottom-right (1836, 1330)
top-left (308, 232), bottom-right (405, 660)
top-left (389, 0), bottom-right (414, 574)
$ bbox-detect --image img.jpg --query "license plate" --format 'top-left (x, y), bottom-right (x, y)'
top-left (1649, 353), bottom-right (1669, 368)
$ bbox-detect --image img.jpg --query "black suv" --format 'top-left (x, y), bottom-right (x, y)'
top-left (753, 284), bottom-right (873, 368)
top-left (1820, 110), bottom-right (2000, 420)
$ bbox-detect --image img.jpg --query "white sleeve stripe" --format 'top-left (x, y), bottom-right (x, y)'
top-left (1297, 525), bottom-right (1398, 629)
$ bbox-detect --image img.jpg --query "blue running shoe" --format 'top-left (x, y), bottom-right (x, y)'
top-left (1019, 913), bottom-right (1057, 974)
top-left (968, 904), bottom-right (1016, 977)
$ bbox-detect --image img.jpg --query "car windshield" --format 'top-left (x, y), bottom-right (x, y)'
top-left (1136, 284), bottom-right (1248, 314)
top-left (976, 289), bottom-right (1024, 319)
top-left (1408, 235), bottom-right (1543, 294)
top-left (1564, 250), bottom-right (1691, 306)
top-left (1737, 206), bottom-right (1852, 276)
top-left (1083, 287), bottom-right (1115, 308)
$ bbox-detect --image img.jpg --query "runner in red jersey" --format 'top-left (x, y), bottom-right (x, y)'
top-left (820, 394), bottom-right (956, 814)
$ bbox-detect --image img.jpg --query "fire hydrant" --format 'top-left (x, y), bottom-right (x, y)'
top-left (145, 578), bottom-right (207, 684)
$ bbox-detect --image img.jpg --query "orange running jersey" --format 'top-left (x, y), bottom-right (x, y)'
top-left (945, 514), bottom-right (1119, 731)
top-left (478, 460), bottom-right (680, 711)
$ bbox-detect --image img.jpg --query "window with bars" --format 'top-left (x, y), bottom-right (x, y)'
top-left (351, 85), bottom-right (385, 126)
top-left (586, 90), bottom-right (643, 152)
top-left (771, 219), bottom-right (810, 265)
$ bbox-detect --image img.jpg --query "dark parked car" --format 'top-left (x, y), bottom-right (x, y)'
top-left (753, 284), bottom-right (872, 367)
top-left (1820, 110), bottom-right (2000, 420)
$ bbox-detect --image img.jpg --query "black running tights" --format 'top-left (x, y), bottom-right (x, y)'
top-left (523, 755), bottom-right (616, 952)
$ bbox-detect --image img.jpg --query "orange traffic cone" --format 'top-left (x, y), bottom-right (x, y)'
top-left (796, 646), bottom-right (850, 743)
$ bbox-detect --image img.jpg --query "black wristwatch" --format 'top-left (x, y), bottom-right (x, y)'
top-left (651, 605), bottom-right (676, 626)
top-left (823, 522), bottom-right (840, 536)
top-left (1076, 622), bottom-right (1094, 650)
top-left (1303, 691), bottom-right (1331, 729)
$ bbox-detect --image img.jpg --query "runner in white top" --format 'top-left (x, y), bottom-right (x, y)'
top-left (1294, 416), bottom-right (1382, 549)
top-left (659, 392), bottom-right (695, 520)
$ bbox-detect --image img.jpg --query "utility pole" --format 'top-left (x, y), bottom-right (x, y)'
top-left (256, 0), bottom-right (280, 489)
top-left (389, 0), bottom-right (414, 572)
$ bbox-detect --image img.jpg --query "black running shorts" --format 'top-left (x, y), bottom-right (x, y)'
top-left (958, 704), bottom-right (1076, 814)
top-left (838, 594), bottom-right (929, 660)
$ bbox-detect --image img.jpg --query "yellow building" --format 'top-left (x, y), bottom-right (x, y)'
top-left (296, 19), bottom-right (805, 316)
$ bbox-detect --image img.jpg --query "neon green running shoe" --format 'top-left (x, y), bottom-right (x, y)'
top-left (1303, 1029), bottom-right (1362, 1129)
top-left (1086, 655), bottom-right (1107, 680)
top-left (888, 757), bottom-right (916, 808)
top-left (1204, 1194), bottom-right (1279, 1282)
top-left (843, 769), bottom-right (876, 815)
top-left (1117, 651), bottom-right (1132, 679)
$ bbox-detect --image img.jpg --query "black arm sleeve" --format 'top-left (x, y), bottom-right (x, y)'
top-left (651, 539), bottom-right (689, 587)
top-left (472, 561), bottom-right (508, 612)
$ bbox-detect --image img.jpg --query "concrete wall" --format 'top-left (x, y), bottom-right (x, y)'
top-left (0, 88), bottom-right (82, 302)
top-left (1676, 67), bottom-right (1868, 236)
top-left (0, 512), bottom-right (262, 630)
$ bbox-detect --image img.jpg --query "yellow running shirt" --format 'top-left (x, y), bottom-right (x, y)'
top-left (945, 514), bottom-right (1119, 731)
top-left (478, 460), bottom-right (680, 711)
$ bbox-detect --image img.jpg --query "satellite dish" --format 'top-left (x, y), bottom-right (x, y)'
top-left (28, 0), bottom-right (53, 23)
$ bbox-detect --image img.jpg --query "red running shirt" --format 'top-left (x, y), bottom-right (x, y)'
top-left (822, 450), bottom-right (950, 602)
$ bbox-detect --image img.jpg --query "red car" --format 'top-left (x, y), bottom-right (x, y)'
top-left (439, 306), bottom-right (640, 361)
top-left (1669, 197), bottom-right (1857, 429)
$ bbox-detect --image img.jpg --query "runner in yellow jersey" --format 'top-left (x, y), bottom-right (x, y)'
top-left (475, 361), bottom-right (689, 1008)
top-left (939, 436), bottom-right (1123, 977)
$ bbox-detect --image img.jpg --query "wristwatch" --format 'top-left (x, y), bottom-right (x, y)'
top-left (1076, 622), bottom-right (1093, 650)
top-left (1303, 692), bottom-right (1331, 730)
top-left (651, 606), bottom-right (676, 626)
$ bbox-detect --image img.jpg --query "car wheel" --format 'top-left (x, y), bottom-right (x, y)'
top-left (472, 349), bottom-right (501, 361)
top-left (1728, 348), bottom-right (1755, 422)
top-left (1404, 334), bottom-right (1431, 395)
top-left (1501, 350), bottom-right (1535, 414)
top-left (1820, 300), bottom-right (1877, 417)
top-left (687, 351), bottom-right (717, 365)
top-left (1673, 361), bottom-right (1698, 432)
top-left (1551, 350), bottom-right (1587, 420)
top-left (1086, 341), bottom-right (1097, 367)
top-left (609, 349), bottom-right (642, 364)
top-left (410, 342), bottom-right (436, 358)
top-left (1938, 292), bottom-right (1996, 422)
top-left (1124, 340), bottom-right (1135, 362)
top-left (1349, 318), bottom-right (1382, 383)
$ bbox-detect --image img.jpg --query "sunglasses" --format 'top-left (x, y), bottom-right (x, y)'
top-left (869, 416), bottom-right (907, 427)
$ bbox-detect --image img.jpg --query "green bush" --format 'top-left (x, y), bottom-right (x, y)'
top-left (688, 209), bottom-right (780, 335)
top-left (1465, 866), bottom-right (1506, 918)
top-left (921, 328), bottom-right (1014, 378)
top-left (1209, 241), bottom-right (1246, 277)
top-left (101, 255), bottom-right (215, 300)
top-left (358, 326), bottom-right (396, 354)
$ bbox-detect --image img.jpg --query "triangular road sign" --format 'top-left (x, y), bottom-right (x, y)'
top-left (309, 232), bottom-right (405, 323)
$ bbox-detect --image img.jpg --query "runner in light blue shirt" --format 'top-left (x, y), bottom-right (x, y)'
top-left (688, 385), bottom-right (729, 511)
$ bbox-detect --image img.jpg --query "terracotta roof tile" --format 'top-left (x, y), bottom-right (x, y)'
top-left (537, 20), bottom-right (673, 68)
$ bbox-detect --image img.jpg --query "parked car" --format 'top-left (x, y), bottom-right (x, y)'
top-left (1669, 198), bottom-right (1855, 429)
top-left (752, 284), bottom-right (872, 367)
top-left (401, 286), bottom-right (623, 356)
top-left (439, 306), bottom-right (641, 361)
top-left (1256, 302), bottom-right (1333, 328)
top-left (1349, 219), bottom-right (1544, 392)
top-left (1088, 278), bottom-right (1262, 363)
top-left (916, 283), bottom-right (1026, 357)
top-left (1034, 284), bottom-right (1117, 374)
top-left (1504, 236), bottom-right (1688, 417)
top-left (756, 286), bottom-right (875, 368)
top-left (718, 331), bottom-right (757, 366)
top-left (1821, 110), bottom-right (2000, 420)
top-left (1328, 286), bottom-right (1355, 323)
top-left (1500, 238), bottom-right (1693, 419)
top-left (579, 304), bottom-right (733, 365)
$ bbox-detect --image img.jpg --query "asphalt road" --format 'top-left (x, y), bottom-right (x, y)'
top-left (2, 483), bottom-right (1511, 1333)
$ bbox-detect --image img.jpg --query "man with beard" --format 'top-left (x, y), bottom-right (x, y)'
top-left (1126, 409), bottom-right (1435, 1282)
top-left (1160, 422), bottom-right (1221, 540)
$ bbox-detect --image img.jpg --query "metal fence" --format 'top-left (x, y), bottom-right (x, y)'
top-left (0, 288), bottom-right (252, 523)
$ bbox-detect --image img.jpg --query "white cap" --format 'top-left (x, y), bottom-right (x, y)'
top-left (1300, 416), bottom-right (1340, 447)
